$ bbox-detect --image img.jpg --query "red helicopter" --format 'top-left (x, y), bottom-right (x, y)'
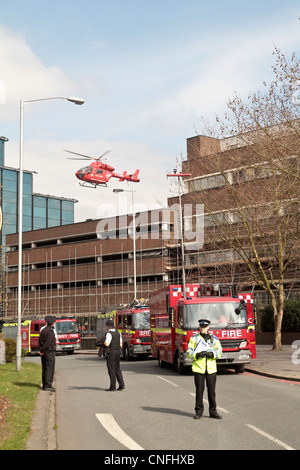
top-left (65, 150), bottom-right (140, 188)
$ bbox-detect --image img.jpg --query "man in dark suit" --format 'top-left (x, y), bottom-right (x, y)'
top-left (104, 319), bottom-right (125, 391)
top-left (39, 315), bottom-right (57, 392)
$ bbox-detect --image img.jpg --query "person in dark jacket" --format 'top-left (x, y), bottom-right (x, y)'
top-left (95, 336), bottom-right (110, 357)
top-left (39, 315), bottom-right (57, 392)
top-left (104, 319), bottom-right (125, 391)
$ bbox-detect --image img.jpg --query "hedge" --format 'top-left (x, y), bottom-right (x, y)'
top-left (3, 338), bottom-right (27, 363)
top-left (260, 300), bottom-right (300, 332)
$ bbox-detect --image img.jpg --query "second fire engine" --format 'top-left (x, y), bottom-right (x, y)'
top-left (97, 300), bottom-right (151, 360)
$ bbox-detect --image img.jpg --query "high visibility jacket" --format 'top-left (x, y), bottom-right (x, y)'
top-left (187, 333), bottom-right (222, 374)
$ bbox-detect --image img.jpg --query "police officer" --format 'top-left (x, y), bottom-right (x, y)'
top-left (187, 318), bottom-right (222, 419)
top-left (104, 319), bottom-right (125, 391)
top-left (39, 315), bottom-right (57, 392)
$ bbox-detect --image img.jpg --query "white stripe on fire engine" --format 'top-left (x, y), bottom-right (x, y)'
top-left (190, 393), bottom-right (230, 414)
top-left (96, 413), bottom-right (144, 450)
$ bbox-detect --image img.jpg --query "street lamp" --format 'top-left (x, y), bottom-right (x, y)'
top-left (113, 188), bottom-right (137, 301)
top-left (16, 95), bottom-right (84, 372)
top-left (167, 170), bottom-right (191, 299)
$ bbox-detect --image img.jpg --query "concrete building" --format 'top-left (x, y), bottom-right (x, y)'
top-left (4, 209), bottom-right (174, 319)
top-left (169, 132), bottom-right (300, 306)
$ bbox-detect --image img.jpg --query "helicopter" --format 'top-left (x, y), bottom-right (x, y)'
top-left (65, 150), bottom-right (140, 188)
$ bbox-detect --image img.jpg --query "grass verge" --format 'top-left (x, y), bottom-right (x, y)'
top-left (0, 361), bottom-right (41, 450)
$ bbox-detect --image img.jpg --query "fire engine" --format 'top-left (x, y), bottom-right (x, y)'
top-left (52, 317), bottom-right (81, 354)
top-left (2, 317), bottom-right (81, 354)
top-left (2, 320), bottom-right (34, 353)
top-left (97, 300), bottom-right (151, 360)
top-left (150, 284), bottom-right (256, 373)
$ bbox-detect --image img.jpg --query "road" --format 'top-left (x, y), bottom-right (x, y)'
top-left (52, 353), bottom-right (300, 451)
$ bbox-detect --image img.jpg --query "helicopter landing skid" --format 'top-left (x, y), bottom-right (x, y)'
top-left (79, 182), bottom-right (106, 189)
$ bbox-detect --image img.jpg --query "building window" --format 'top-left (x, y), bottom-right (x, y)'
top-left (33, 195), bottom-right (47, 229)
top-left (48, 198), bottom-right (61, 227)
top-left (62, 200), bottom-right (74, 225)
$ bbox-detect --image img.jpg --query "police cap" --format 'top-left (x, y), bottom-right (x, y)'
top-left (45, 315), bottom-right (57, 324)
top-left (198, 318), bottom-right (211, 328)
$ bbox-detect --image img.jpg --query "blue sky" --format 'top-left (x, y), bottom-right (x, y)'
top-left (0, 0), bottom-right (299, 221)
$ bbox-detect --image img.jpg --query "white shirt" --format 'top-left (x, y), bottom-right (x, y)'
top-left (104, 328), bottom-right (123, 347)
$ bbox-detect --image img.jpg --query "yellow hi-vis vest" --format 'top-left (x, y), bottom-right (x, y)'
top-left (187, 334), bottom-right (222, 374)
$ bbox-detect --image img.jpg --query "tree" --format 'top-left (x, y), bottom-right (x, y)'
top-left (186, 48), bottom-right (300, 350)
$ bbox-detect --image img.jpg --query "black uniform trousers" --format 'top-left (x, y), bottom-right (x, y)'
top-left (41, 350), bottom-right (56, 389)
top-left (194, 371), bottom-right (217, 416)
top-left (106, 349), bottom-right (125, 390)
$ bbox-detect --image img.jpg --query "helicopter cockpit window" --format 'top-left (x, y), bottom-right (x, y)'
top-left (79, 166), bottom-right (90, 172)
top-left (86, 168), bottom-right (92, 174)
top-left (96, 169), bottom-right (103, 174)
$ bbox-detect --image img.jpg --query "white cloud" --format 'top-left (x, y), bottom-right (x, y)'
top-left (0, 26), bottom-right (76, 121)
top-left (145, 21), bottom-right (300, 135)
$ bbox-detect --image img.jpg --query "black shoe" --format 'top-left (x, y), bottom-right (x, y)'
top-left (105, 388), bottom-right (116, 391)
top-left (209, 413), bottom-right (222, 419)
top-left (43, 387), bottom-right (55, 392)
top-left (193, 414), bottom-right (202, 419)
top-left (117, 386), bottom-right (125, 391)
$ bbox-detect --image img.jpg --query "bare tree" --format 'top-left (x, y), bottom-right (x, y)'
top-left (185, 48), bottom-right (300, 350)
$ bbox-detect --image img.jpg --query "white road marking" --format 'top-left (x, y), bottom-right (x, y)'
top-left (96, 413), bottom-right (144, 450)
top-left (156, 375), bottom-right (178, 387)
top-left (245, 424), bottom-right (295, 450)
top-left (189, 392), bottom-right (230, 414)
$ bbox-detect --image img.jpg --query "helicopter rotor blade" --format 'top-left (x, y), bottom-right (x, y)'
top-left (66, 157), bottom-right (92, 160)
top-left (65, 150), bottom-right (94, 159)
top-left (96, 150), bottom-right (112, 161)
top-left (65, 149), bottom-right (112, 161)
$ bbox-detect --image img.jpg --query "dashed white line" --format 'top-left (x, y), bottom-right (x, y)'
top-left (245, 424), bottom-right (295, 450)
top-left (96, 413), bottom-right (144, 450)
top-left (156, 375), bottom-right (178, 387)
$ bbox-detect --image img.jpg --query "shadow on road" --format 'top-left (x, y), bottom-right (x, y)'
top-left (142, 406), bottom-right (194, 418)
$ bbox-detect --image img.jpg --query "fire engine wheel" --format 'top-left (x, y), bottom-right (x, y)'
top-left (234, 364), bottom-right (245, 373)
top-left (157, 351), bottom-right (166, 368)
top-left (123, 343), bottom-right (132, 361)
top-left (174, 351), bottom-right (185, 374)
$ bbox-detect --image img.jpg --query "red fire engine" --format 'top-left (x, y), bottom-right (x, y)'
top-left (97, 300), bottom-right (151, 360)
top-left (2, 317), bottom-right (81, 355)
top-left (150, 284), bottom-right (256, 373)
top-left (3, 320), bottom-right (32, 353)
top-left (3, 319), bottom-right (45, 354)
top-left (53, 317), bottom-right (81, 354)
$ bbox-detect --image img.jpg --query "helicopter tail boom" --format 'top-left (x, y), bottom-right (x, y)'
top-left (113, 169), bottom-right (140, 182)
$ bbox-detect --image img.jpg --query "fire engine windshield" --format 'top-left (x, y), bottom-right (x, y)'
top-left (132, 311), bottom-right (150, 330)
top-left (184, 302), bottom-right (247, 329)
top-left (55, 321), bottom-right (79, 334)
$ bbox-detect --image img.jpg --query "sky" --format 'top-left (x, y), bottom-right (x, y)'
top-left (0, 0), bottom-right (299, 222)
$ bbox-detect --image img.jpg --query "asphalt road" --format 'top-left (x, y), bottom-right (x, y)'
top-left (51, 353), bottom-right (300, 451)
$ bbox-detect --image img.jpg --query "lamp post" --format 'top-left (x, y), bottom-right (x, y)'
top-left (16, 96), bottom-right (84, 372)
top-left (167, 170), bottom-right (191, 299)
top-left (113, 188), bottom-right (136, 301)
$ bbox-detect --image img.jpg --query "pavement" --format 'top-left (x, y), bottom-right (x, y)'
top-left (25, 344), bottom-right (300, 450)
top-left (245, 344), bottom-right (300, 382)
